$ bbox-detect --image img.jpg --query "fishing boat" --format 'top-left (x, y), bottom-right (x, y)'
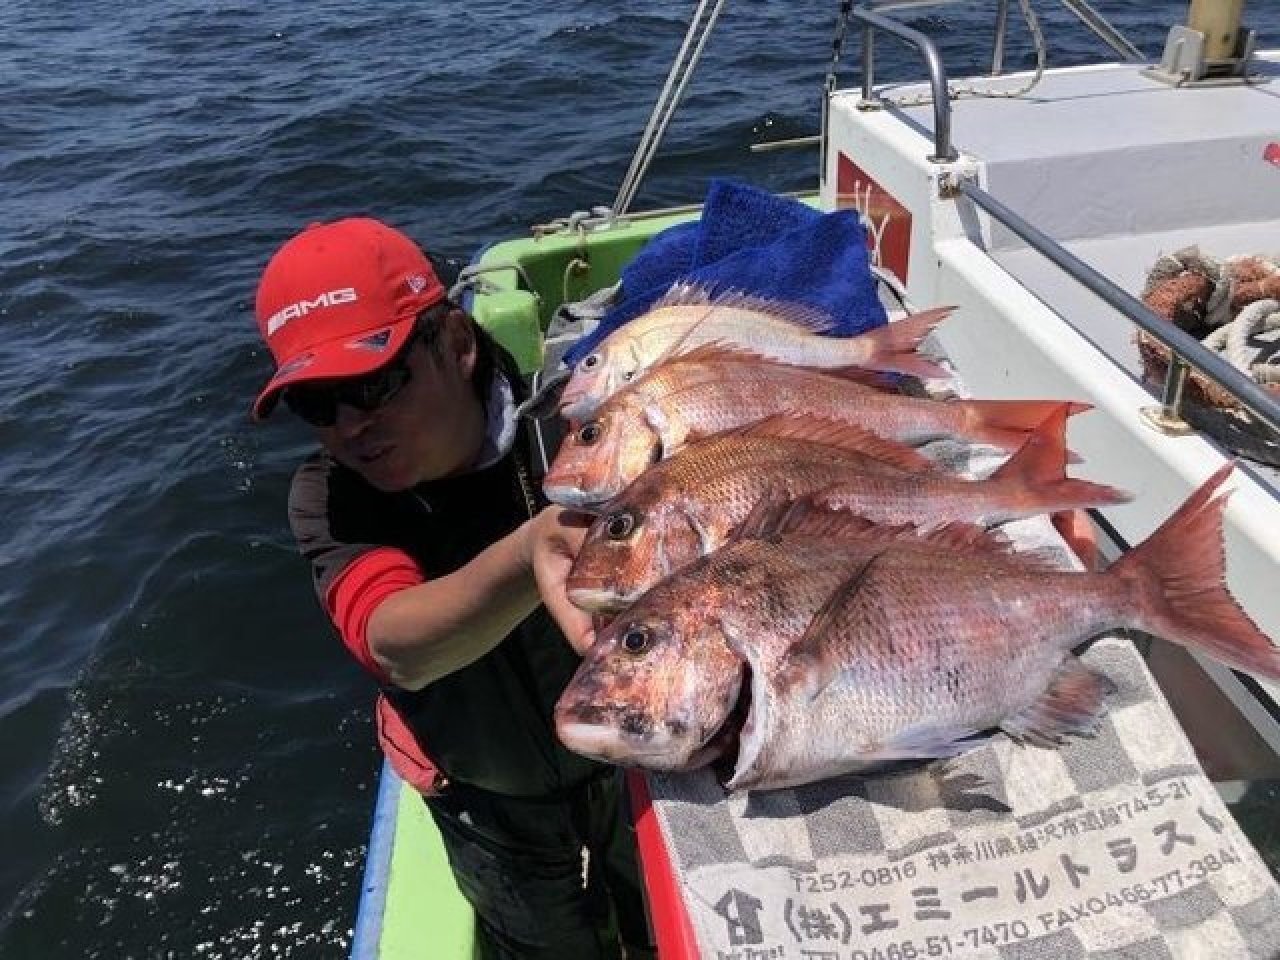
top-left (351, 2), bottom-right (1280, 956)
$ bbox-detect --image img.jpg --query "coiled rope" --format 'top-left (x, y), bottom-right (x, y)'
top-left (1141, 247), bottom-right (1280, 392)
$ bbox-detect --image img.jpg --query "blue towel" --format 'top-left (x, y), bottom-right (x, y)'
top-left (563, 179), bottom-right (887, 366)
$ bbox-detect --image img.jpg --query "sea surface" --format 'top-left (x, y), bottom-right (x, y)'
top-left (2, 1), bottom-right (1277, 956)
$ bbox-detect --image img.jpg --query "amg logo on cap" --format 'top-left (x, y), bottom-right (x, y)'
top-left (267, 287), bottom-right (359, 336)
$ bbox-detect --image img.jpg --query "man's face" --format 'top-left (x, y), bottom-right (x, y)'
top-left (316, 310), bottom-right (486, 491)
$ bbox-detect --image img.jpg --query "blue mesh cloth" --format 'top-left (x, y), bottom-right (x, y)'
top-left (563, 179), bottom-right (887, 366)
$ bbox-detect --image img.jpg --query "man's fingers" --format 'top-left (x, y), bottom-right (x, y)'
top-left (543, 589), bottom-right (597, 655)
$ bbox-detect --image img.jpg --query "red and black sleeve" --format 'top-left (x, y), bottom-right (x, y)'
top-left (287, 456), bottom-right (425, 685)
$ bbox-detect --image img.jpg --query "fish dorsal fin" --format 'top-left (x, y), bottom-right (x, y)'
top-left (650, 285), bottom-right (844, 368)
top-left (731, 493), bottom-right (889, 543)
top-left (906, 522), bottom-right (1019, 557)
top-left (737, 415), bottom-right (936, 472)
top-left (907, 527), bottom-right (1072, 570)
top-left (651, 281), bottom-right (716, 310)
top-left (1000, 656), bottom-right (1114, 747)
top-left (652, 283), bottom-right (841, 335)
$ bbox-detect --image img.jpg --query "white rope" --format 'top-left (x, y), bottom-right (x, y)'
top-left (613, 0), bottom-right (729, 217)
top-left (1203, 298), bottom-right (1280, 386)
top-left (1143, 247), bottom-right (1280, 392)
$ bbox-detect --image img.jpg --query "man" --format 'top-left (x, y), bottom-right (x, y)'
top-left (251, 217), bottom-right (654, 959)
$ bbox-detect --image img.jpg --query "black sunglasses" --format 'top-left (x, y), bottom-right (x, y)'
top-left (283, 307), bottom-right (446, 427)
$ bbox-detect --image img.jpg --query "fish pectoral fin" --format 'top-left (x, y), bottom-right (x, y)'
top-left (638, 402), bottom-right (686, 458)
top-left (999, 657), bottom-right (1114, 748)
top-left (780, 551), bottom-right (888, 702)
top-left (864, 724), bottom-right (993, 764)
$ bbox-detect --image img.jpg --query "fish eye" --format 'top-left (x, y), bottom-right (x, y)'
top-left (577, 422), bottom-right (602, 445)
top-left (605, 510), bottom-right (638, 540)
top-left (582, 353), bottom-right (600, 370)
top-left (622, 370), bottom-right (636, 382)
top-left (620, 626), bottom-right (651, 655)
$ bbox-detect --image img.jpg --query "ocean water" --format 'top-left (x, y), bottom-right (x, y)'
top-left (2, 2), bottom-right (1277, 956)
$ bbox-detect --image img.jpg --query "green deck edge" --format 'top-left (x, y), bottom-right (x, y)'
top-left (469, 208), bottom-right (704, 373)
top-left (377, 781), bottom-right (476, 959)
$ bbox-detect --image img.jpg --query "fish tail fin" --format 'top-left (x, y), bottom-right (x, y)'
top-left (1111, 463), bottom-right (1280, 680)
top-left (846, 306), bottom-right (954, 380)
top-left (965, 400), bottom-right (1091, 451)
top-left (989, 406), bottom-right (1132, 512)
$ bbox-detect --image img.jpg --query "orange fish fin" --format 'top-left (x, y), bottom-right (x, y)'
top-left (650, 285), bottom-right (840, 367)
top-left (897, 520), bottom-right (1021, 557)
top-left (739, 415), bottom-right (935, 472)
top-left (989, 407), bottom-right (1132, 510)
top-left (819, 367), bottom-right (897, 390)
top-left (959, 399), bottom-right (1092, 451)
top-left (1111, 462), bottom-right (1280, 680)
top-left (849, 306), bottom-right (955, 379)
top-left (1000, 657), bottom-right (1113, 747)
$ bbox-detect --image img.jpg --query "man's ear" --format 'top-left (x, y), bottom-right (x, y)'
top-left (446, 307), bottom-right (478, 378)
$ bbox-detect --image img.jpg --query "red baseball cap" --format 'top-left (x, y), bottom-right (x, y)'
top-left (251, 218), bottom-right (447, 420)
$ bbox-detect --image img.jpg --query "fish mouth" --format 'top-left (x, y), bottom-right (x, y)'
top-left (555, 666), bottom-right (754, 772)
top-left (543, 483), bottom-right (607, 510)
top-left (560, 721), bottom-right (670, 768)
top-left (566, 581), bottom-right (639, 613)
top-left (559, 393), bottom-right (597, 421)
top-left (556, 721), bottom-right (702, 769)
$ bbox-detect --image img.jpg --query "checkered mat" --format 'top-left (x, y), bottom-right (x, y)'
top-left (643, 438), bottom-right (1280, 960)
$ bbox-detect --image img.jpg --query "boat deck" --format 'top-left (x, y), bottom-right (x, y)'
top-left (824, 42), bottom-right (1280, 802)
top-left (893, 57), bottom-right (1280, 483)
top-left (868, 55), bottom-right (1280, 487)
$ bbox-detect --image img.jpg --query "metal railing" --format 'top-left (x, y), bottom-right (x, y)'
top-left (851, 0), bottom-right (1144, 165)
top-left (867, 0), bottom-right (1143, 68)
top-left (852, 7), bottom-right (958, 162)
top-left (956, 180), bottom-right (1280, 436)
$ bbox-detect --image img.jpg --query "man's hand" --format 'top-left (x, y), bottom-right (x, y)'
top-left (528, 506), bottom-right (598, 654)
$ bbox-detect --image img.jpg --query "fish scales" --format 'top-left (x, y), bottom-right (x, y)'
top-left (567, 411), bottom-right (1125, 612)
top-left (556, 536), bottom-right (863, 771)
top-left (544, 347), bottom-right (1084, 508)
top-left (566, 421), bottom-right (928, 611)
top-left (736, 552), bottom-right (1131, 790)
top-left (558, 286), bottom-right (951, 417)
top-left (557, 467), bottom-right (1280, 792)
top-left (558, 529), bottom-right (1036, 776)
